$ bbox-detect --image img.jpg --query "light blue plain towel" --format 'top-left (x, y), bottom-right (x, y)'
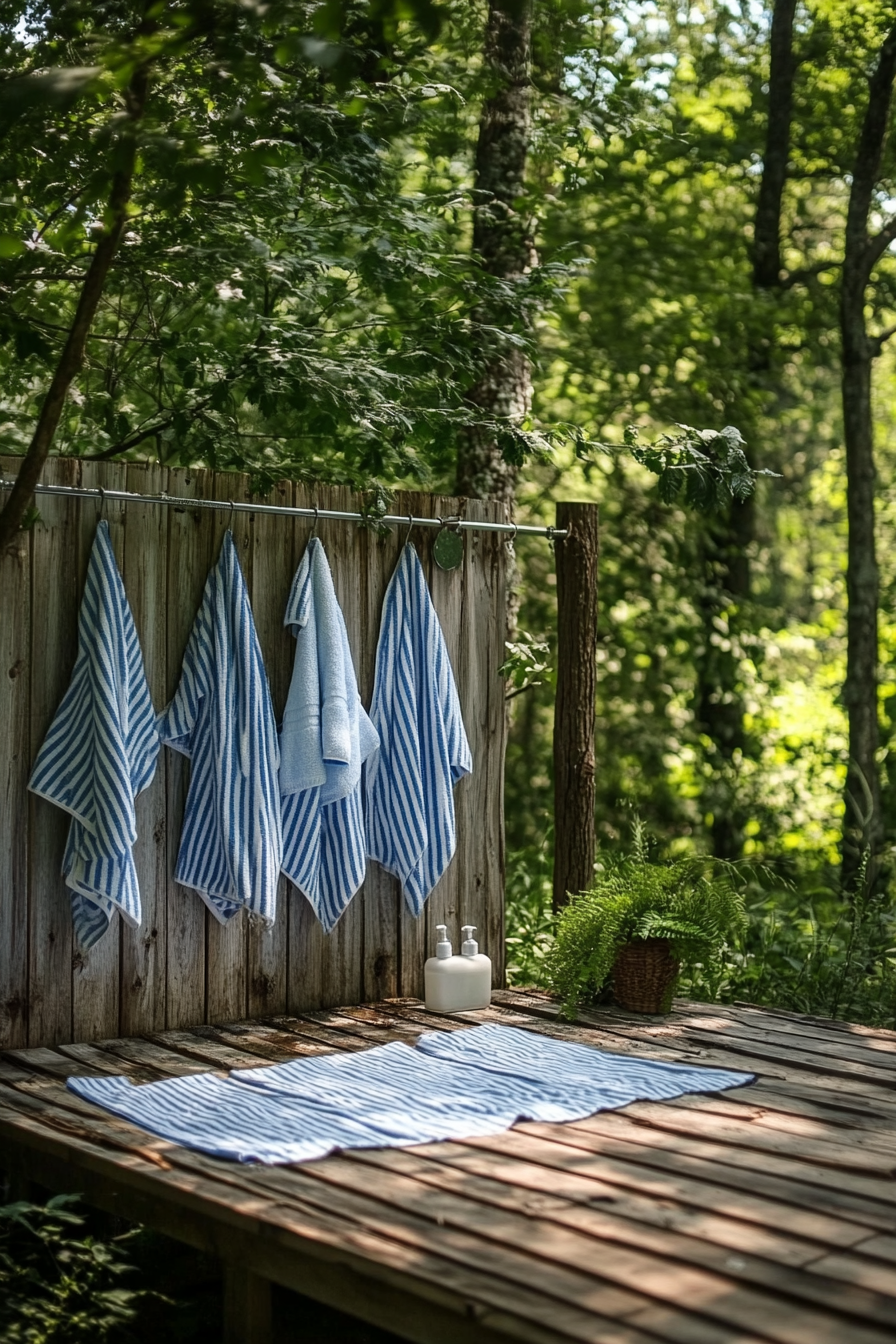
top-left (280, 538), bottom-right (380, 931)
top-left (29, 521), bottom-right (159, 951)
top-left (365, 545), bottom-right (472, 917)
top-left (68, 1024), bottom-right (754, 1165)
top-left (157, 531), bottom-right (282, 926)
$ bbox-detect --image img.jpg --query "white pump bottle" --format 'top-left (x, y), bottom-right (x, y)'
top-left (459, 926), bottom-right (492, 1010)
top-left (424, 924), bottom-right (492, 1013)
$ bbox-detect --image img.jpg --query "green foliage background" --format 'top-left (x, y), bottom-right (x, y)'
top-left (3, 1), bottom-right (896, 1024)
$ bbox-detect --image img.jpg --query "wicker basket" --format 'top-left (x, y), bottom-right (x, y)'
top-left (612, 938), bottom-right (680, 1015)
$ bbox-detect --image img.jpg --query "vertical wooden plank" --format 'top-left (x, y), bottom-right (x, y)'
top-left (206, 472), bottom-right (252, 1025)
top-left (223, 1265), bottom-right (271, 1344)
top-left (424, 493), bottom-right (466, 983)
top-left (164, 467), bottom-right (214, 1030)
top-left (0, 456), bottom-right (31, 1048)
top-left (360, 510), bottom-right (402, 1003)
top-left (246, 480), bottom-right (293, 1019)
top-left (483, 503), bottom-right (508, 986)
top-left (27, 456), bottom-right (79, 1046)
top-left (120, 462), bottom-right (168, 1036)
top-left (454, 498), bottom-right (507, 987)
top-left (287, 484), bottom-right (326, 1011)
top-left (71, 460), bottom-right (127, 1042)
top-left (13, 464), bottom-right (508, 1037)
top-left (320, 484), bottom-right (364, 1007)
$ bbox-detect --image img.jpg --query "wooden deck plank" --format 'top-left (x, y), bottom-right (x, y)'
top-left (1, 1082), bottom-right (858, 1344)
top-left (563, 1000), bottom-right (896, 1077)
top-left (333, 1147), bottom-right (896, 1331)
top-left (489, 993), bottom-right (896, 1102)
top-left (654, 1014), bottom-right (896, 1076)
top-left (0, 1081), bottom-right (710, 1344)
top-left (665, 1092), bottom-right (896, 1156)
top-left (673, 1001), bottom-right (896, 1056)
top-left (0, 1092), bottom-right (626, 1344)
top-left (2, 994), bottom-right (896, 1344)
top-left (400, 1133), bottom-right (876, 1250)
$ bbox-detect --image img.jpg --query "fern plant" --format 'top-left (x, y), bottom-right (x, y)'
top-left (546, 835), bottom-right (746, 1017)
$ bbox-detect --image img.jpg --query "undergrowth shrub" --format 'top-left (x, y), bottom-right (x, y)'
top-left (505, 841), bottom-right (896, 1028)
top-left (0, 1195), bottom-right (149, 1342)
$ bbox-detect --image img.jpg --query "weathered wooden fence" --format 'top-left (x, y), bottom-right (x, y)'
top-left (0, 457), bottom-right (507, 1048)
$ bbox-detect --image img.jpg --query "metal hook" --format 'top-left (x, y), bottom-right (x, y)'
top-left (403, 513), bottom-right (414, 547)
top-left (227, 500), bottom-right (235, 532)
top-left (98, 486), bottom-right (107, 522)
top-left (311, 504), bottom-right (320, 539)
top-left (504, 520), bottom-right (519, 550)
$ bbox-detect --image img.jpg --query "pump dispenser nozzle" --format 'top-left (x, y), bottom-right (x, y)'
top-left (461, 926), bottom-right (478, 957)
top-left (435, 925), bottom-right (452, 960)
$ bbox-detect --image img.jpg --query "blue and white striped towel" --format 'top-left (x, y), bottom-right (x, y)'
top-left (365, 545), bottom-right (472, 916)
top-left (29, 521), bottom-right (159, 951)
top-left (415, 1023), bottom-right (754, 1108)
top-left (68, 1024), bottom-right (753, 1165)
top-left (280, 538), bottom-right (379, 931)
top-left (158, 531), bottom-right (282, 926)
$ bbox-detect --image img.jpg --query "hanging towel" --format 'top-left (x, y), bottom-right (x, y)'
top-left (365, 544), bottom-right (471, 916)
top-left (68, 1027), bottom-right (754, 1165)
top-left (279, 537), bottom-right (379, 931)
top-left (158, 531), bottom-right (281, 925)
top-left (28, 520), bottom-right (159, 951)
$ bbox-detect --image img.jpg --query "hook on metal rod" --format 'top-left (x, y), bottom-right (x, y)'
top-left (311, 504), bottom-right (320, 539)
top-left (403, 513), bottom-right (414, 546)
top-left (227, 500), bottom-right (235, 532)
top-left (98, 486), bottom-right (107, 522)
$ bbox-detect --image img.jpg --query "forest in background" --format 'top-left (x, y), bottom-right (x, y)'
top-left (2, 0), bottom-right (896, 1024)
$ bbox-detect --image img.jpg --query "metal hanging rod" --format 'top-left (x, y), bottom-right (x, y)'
top-left (0, 478), bottom-right (567, 541)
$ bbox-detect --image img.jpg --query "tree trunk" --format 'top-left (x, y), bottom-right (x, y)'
top-left (695, 0), bottom-right (797, 860)
top-left (695, 492), bottom-right (753, 860)
top-left (0, 66), bottom-right (149, 552)
top-left (553, 502), bottom-right (599, 911)
top-left (752, 0), bottom-right (798, 288)
top-left (456, 0), bottom-right (534, 508)
top-left (840, 350), bottom-right (881, 876)
top-left (837, 20), bottom-right (896, 885)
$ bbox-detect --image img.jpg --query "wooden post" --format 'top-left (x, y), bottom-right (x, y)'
top-left (553, 502), bottom-right (599, 912)
top-left (223, 1264), bottom-right (272, 1344)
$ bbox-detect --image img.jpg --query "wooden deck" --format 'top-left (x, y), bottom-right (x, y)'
top-left (2, 990), bottom-right (896, 1344)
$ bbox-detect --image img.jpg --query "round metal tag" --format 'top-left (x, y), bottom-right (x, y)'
top-left (433, 527), bottom-right (464, 571)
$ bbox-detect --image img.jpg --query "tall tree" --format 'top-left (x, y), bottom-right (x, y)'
top-left (0, 6), bottom-right (155, 551)
top-left (753, 0), bottom-right (799, 290)
top-left (455, 0), bottom-right (534, 506)
top-left (696, 0), bottom-right (799, 860)
top-left (839, 19), bottom-right (896, 882)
